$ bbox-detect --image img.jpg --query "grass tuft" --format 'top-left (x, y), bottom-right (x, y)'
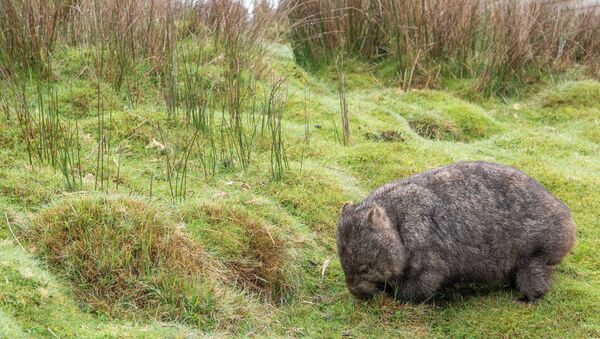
top-left (540, 81), bottom-right (600, 110)
top-left (0, 165), bottom-right (64, 207)
top-left (182, 202), bottom-right (291, 302)
top-left (56, 80), bottom-right (120, 118)
top-left (27, 195), bottom-right (219, 327)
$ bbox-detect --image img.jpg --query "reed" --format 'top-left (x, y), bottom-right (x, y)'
top-left (1, 0), bottom-right (292, 197)
top-left (264, 78), bottom-right (289, 179)
top-left (284, 0), bottom-right (600, 94)
top-left (0, 72), bottom-right (83, 190)
top-left (157, 122), bottom-right (198, 202)
top-left (0, 0), bottom-right (71, 78)
top-left (335, 54), bottom-right (350, 146)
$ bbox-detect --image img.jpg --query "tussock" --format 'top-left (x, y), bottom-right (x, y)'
top-left (540, 81), bottom-right (600, 109)
top-left (0, 166), bottom-right (64, 207)
top-left (29, 195), bottom-right (220, 326)
top-left (400, 91), bottom-right (501, 141)
top-left (518, 80), bottom-right (600, 123)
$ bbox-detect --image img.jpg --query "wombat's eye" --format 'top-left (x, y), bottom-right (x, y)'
top-left (358, 266), bottom-right (368, 274)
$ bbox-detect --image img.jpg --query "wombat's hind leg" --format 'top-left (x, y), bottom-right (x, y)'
top-left (516, 258), bottom-right (553, 302)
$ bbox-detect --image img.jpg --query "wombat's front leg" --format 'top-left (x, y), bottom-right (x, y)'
top-left (392, 270), bottom-right (445, 302)
top-left (516, 257), bottom-right (554, 302)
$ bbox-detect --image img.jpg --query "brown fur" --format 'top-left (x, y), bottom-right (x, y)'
top-left (336, 161), bottom-right (575, 302)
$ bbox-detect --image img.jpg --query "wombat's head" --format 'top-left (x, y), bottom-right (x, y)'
top-left (336, 202), bottom-right (405, 300)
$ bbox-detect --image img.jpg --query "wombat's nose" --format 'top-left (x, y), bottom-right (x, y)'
top-left (348, 286), bottom-right (372, 300)
top-left (347, 282), bottom-right (376, 300)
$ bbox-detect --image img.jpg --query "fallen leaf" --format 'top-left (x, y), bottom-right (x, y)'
top-left (321, 258), bottom-right (330, 278)
top-left (145, 138), bottom-right (165, 151)
top-left (83, 173), bottom-right (95, 184)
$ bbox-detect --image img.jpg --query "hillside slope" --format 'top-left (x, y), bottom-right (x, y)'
top-left (1, 45), bottom-right (599, 337)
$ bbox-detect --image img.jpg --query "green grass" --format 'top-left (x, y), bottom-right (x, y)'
top-left (0, 44), bottom-right (599, 337)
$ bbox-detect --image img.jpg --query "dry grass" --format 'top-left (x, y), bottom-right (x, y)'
top-left (27, 195), bottom-right (220, 326)
top-left (409, 116), bottom-right (462, 141)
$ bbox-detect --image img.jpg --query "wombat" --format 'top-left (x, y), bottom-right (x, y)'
top-left (336, 161), bottom-right (575, 302)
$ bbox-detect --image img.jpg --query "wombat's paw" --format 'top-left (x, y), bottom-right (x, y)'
top-left (516, 296), bottom-right (538, 304)
top-left (515, 260), bottom-right (552, 302)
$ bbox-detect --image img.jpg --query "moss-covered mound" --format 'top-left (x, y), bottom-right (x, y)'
top-left (29, 195), bottom-right (218, 326)
top-left (534, 81), bottom-right (600, 122)
top-left (400, 90), bottom-right (502, 141)
top-left (540, 80), bottom-right (600, 110)
top-left (263, 168), bottom-right (347, 241)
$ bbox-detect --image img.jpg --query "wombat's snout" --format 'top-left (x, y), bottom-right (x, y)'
top-left (347, 280), bottom-right (378, 300)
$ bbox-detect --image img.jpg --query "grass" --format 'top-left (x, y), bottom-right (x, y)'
top-left (0, 40), bottom-right (599, 338)
top-left (55, 79), bottom-right (120, 118)
top-left (532, 80), bottom-right (600, 123)
top-left (0, 165), bottom-right (64, 208)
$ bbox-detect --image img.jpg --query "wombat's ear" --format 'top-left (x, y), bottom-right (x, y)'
top-left (368, 204), bottom-right (390, 230)
top-left (341, 201), bottom-right (354, 214)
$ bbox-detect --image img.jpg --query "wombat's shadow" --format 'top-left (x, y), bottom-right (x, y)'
top-left (433, 283), bottom-right (519, 305)
top-left (384, 282), bottom-right (519, 306)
